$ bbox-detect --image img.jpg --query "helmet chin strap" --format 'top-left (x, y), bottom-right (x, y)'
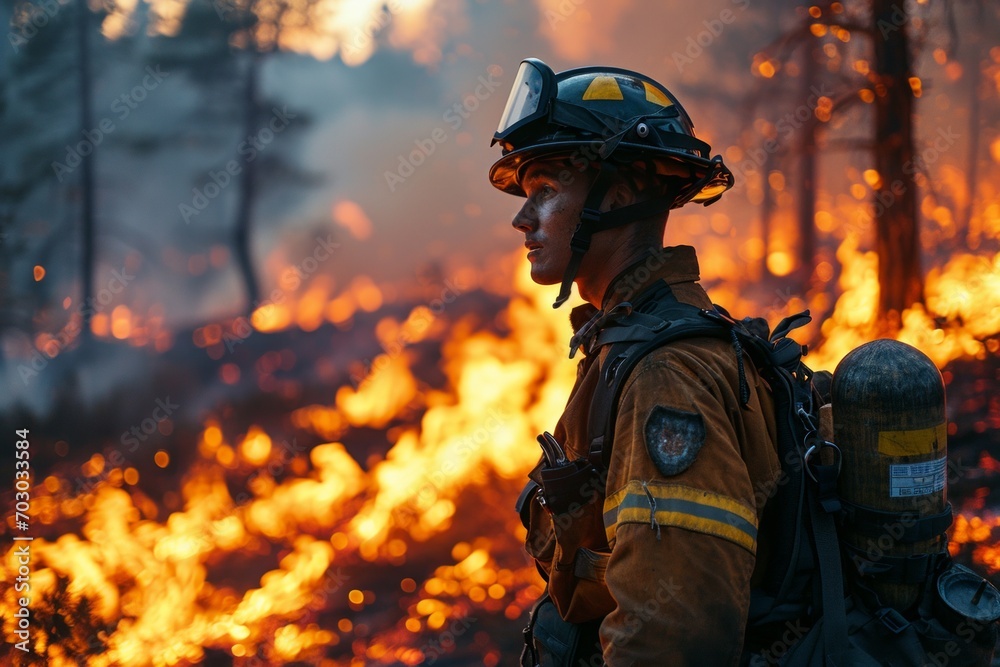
top-left (552, 163), bottom-right (619, 308)
top-left (551, 160), bottom-right (723, 309)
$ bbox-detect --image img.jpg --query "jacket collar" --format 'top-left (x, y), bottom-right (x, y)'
top-left (569, 245), bottom-right (701, 335)
top-left (602, 245), bottom-right (700, 311)
top-left (567, 246), bottom-right (703, 357)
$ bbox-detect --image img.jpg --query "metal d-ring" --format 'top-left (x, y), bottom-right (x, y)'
top-left (804, 440), bottom-right (842, 483)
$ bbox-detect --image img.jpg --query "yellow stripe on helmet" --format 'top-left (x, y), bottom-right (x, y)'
top-left (642, 81), bottom-right (672, 106)
top-left (582, 75), bottom-right (624, 101)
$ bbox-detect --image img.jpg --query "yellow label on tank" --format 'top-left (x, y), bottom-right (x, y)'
top-left (877, 422), bottom-right (947, 457)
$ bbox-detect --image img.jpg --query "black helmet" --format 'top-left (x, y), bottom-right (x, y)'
top-left (489, 59), bottom-right (733, 307)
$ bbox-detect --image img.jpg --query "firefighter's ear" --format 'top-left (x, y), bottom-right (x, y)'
top-left (603, 179), bottom-right (636, 211)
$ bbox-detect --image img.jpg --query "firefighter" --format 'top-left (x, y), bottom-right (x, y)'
top-left (489, 59), bottom-right (782, 665)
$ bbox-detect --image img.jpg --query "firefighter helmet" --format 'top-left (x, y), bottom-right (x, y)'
top-left (489, 59), bottom-right (733, 307)
top-left (489, 58), bottom-right (733, 207)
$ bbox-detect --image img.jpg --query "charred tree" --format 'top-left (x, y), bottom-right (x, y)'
top-left (760, 148), bottom-right (776, 279)
top-left (165, 0), bottom-right (315, 317)
top-left (234, 50), bottom-right (262, 311)
top-left (795, 40), bottom-right (821, 284)
top-left (742, 15), bottom-right (825, 288)
top-left (77, 0), bottom-right (95, 343)
top-left (871, 0), bottom-right (923, 329)
top-left (959, 1), bottom-right (985, 236)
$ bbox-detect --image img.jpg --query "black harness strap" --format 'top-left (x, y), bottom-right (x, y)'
top-left (800, 427), bottom-right (850, 666)
top-left (839, 500), bottom-right (954, 543)
top-left (584, 283), bottom-right (828, 648)
top-left (845, 545), bottom-right (951, 584)
top-left (589, 324), bottom-right (664, 349)
top-left (584, 285), bottom-right (738, 468)
top-left (807, 472), bottom-right (850, 666)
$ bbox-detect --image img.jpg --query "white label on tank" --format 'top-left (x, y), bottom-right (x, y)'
top-left (888, 457), bottom-right (947, 498)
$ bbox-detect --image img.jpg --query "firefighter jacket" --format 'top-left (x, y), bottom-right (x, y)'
top-left (523, 245), bottom-right (782, 666)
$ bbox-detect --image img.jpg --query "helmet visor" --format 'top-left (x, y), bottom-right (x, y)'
top-left (492, 59), bottom-right (554, 145)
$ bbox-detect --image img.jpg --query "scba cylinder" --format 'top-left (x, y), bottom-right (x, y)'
top-left (833, 339), bottom-right (950, 611)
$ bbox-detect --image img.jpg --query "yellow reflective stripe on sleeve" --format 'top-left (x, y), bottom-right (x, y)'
top-left (582, 76), bottom-right (624, 101)
top-left (642, 81), bottom-right (672, 106)
top-left (604, 480), bottom-right (758, 553)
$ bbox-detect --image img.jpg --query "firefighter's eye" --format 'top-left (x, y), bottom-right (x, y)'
top-left (524, 172), bottom-right (558, 200)
top-left (536, 183), bottom-right (555, 198)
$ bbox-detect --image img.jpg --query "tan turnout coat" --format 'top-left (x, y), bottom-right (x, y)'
top-left (524, 245), bottom-right (782, 666)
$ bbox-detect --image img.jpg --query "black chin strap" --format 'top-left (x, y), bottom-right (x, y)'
top-left (551, 158), bottom-right (727, 309)
top-left (553, 163), bottom-right (619, 308)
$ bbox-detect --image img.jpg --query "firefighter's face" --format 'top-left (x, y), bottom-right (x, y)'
top-left (512, 161), bottom-right (593, 286)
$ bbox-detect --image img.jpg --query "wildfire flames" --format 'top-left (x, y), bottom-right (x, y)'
top-left (6, 156), bottom-right (1000, 667)
top-left (4, 216), bottom-right (999, 663)
top-left (1, 257), bottom-right (577, 665)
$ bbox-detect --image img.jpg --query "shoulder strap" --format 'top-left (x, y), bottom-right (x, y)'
top-left (585, 286), bottom-right (736, 468)
top-left (587, 292), bottom-right (824, 622)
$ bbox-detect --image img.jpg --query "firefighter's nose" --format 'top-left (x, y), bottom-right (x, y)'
top-left (512, 199), bottom-right (538, 233)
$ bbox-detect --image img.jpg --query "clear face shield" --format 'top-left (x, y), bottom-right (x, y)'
top-left (491, 59), bottom-right (556, 147)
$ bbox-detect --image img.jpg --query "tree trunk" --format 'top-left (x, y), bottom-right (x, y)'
top-left (77, 0), bottom-right (95, 343)
top-left (235, 50), bottom-right (261, 313)
top-left (796, 40), bottom-right (820, 286)
top-left (871, 0), bottom-right (923, 331)
top-left (959, 1), bottom-right (984, 237)
top-left (761, 149), bottom-right (775, 279)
